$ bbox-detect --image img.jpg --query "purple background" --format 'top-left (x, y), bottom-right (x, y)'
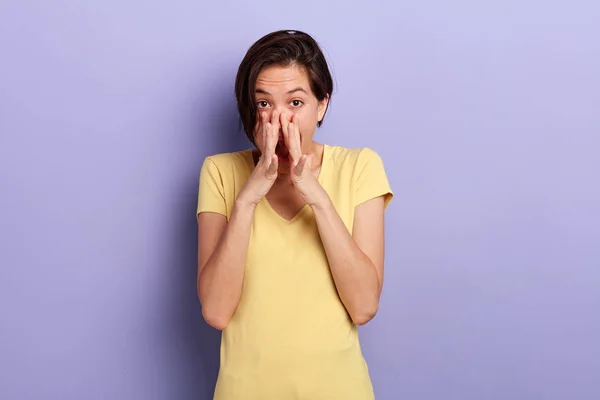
top-left (1, 1), bottom-right (599, 399)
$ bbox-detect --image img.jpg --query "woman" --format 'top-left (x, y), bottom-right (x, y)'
top-left (196, 29), bottom-right (393, 399)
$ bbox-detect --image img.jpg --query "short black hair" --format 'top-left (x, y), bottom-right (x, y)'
top-left (234, 30), bottom-right (334, 144)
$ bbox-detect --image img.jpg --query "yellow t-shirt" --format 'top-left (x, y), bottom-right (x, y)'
top-left (197, 144), bottom-right (393, 400)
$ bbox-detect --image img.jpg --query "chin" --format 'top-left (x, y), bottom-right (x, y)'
top-left (277, 157), bottom-right (291, 174)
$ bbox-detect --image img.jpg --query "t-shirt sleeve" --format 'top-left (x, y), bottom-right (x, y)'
top-left (196, 157), bottom-right (227, 218)
top-left (355, 148), bottom-right (394, 209)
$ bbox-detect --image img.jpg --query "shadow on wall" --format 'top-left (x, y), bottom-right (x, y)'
top-left (167, 83), bottom-right (250, 399)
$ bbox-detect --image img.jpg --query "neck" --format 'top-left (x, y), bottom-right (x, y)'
top-left (306, 140), bottom-right (324, 170)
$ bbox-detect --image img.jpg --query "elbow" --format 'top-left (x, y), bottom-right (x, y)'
top-left (197, 284), bottom-right (230, 330)
top-left (201, 305), bottom-right (230, 331)
top-left (350, 302), bottom-right (379, 326)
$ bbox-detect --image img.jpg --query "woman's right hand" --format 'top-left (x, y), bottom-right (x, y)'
top-left (236, 110), bottom-right (280, 207)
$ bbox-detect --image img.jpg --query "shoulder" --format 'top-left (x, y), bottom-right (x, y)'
top-left (325, 144), bottom-right (393, 207)
top-left (201, 149), bottom-right (253, 179)
top-left (197, 149), bottom-right (254, 218)
top-left (325, 144), bottom-right (386, 171)
top-left (203, 149), bottom-right (253, 170)
top-left (198, 149), bottom-right (254, 196)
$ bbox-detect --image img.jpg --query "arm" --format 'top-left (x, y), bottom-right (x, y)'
top-left (197, 200), bottom-right (256, 330)
top-left (196, 111), bottom-right (280, 330)
top-left (282, 115), bottom-right (391, 326)
top-left (311, 195), bottom-right (386, 325)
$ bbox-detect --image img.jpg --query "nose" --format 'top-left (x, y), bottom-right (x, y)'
top-left (265, 108), bottom-right (288, 127)
top-left (271, 107), bottom-right (286, 120)
top-left (260, 108), bottom-right (289, 132)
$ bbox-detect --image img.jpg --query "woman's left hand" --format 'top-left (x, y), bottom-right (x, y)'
top-left (282, 113), bottom-right (329, 207)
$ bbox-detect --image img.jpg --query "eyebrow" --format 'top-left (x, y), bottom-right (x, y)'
top-left (255, 87), bottom-right (308, 95)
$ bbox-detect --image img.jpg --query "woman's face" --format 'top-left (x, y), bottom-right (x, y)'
top-left (253, 63), bottom-right (328, 172)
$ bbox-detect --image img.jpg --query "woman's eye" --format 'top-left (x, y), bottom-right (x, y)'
top-left (257, 101), bottom-right (270, 108)
top-left (291, 100), bottom-right (304, 107)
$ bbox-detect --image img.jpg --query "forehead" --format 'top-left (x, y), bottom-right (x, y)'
top-left (255, 64), bottom-right (311, 93)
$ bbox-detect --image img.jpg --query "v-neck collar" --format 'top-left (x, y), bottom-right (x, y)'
top-left (243, 144), bottom-right (329, 224)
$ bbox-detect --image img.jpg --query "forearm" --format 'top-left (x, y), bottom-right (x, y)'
top-left (198, 200), bottom-right (255, 329)
top-left (311, 198), bottom-right (381, 325)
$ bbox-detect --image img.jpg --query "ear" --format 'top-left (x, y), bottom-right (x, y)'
top-left (317, 95), bottom-right (330, 123)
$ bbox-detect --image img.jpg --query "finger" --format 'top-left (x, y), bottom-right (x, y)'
top-left (280, 110), bottom-right (290, 144)
top-left (266, 154), bottom-right (278, 177)
top-left (271, 110), bottom-right (280, 138)
top-left (290, 114), bottom-right (302, 165)
top-left (263, 122), bottom-right (273, 158)
top-left (270, 110), bottom-right (280, 152)
top-left (269, 124), bottom-right (278, 156)
top-left (294, 154), bottom-right (308, 177)
top-left (260, 112), bottom-right (268, 152)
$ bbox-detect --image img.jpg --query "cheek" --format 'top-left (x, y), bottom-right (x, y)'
top-left (299, 106), bottom-right (318, 122)
top-left (254, 134), bottom-right (264, 148)
top-left (297, 112), bottom-right (317, 134)
top-left (253, 120), bottom-right (263, 145)
top-left (298, 121), bottom-right (317, 147)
